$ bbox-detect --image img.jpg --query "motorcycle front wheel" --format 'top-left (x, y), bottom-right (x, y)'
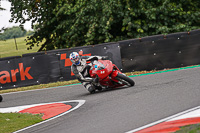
top-left (0, 95), bottom-right (3, 102)
top-left (116, 73), bottom-right (135, 87)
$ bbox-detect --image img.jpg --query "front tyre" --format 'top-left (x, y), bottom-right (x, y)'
top-left (0, 95), bottom-right (3, 102)
top-left (116, 73), bottom-right (135, 87)
top-left (88, 86), bottom-right (96, 94)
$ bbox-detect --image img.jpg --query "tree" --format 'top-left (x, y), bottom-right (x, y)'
top-left (0, 26), bottom-right (27, 40)
top-left (26, 30), bottom-right (34, 36)
top-left (8, 0), bottom-right (200, 51)
top-left (0, 6), bottom-right (6, 34)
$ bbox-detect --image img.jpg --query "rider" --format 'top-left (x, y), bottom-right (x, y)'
top-left (69, 52), bottom-right (108, 93)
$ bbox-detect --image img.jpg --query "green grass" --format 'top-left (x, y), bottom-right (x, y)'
top-left (0, 36), bottom-right (41, 58)
top-left (175, 124), bottom-right (200, 133)
top-left (0, 113), bottom-right (43, 133)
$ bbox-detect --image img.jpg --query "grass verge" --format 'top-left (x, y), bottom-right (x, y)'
top-left (0, 36), bottom-right (41, 58)
top-left (0, 113), bottom-right (43, 133)
top-left (175, 124), bottom-right (200, 133)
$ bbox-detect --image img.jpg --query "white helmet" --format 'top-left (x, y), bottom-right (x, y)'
top-left (69, 52), bottom-right (80, 65)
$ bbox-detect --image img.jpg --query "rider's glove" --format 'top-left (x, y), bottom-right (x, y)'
top-left (102, 56), bottom-right (108, 60)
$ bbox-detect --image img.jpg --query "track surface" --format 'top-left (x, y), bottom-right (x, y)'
top-left (1, 67), bottom-right (200, 133)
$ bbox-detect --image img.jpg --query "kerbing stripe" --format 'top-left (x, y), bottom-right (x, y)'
top-left (125, 105), bottom-right (200, 133)
top-left (11, 100), bottom-right (85, 133)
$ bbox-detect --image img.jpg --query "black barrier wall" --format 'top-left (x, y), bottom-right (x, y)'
top-left (119, 29), bottom-right (200, 72)
top-left (0, 42), bottom-right (122, 89)
top-left (0, 55), bottom-right (51, 89)
top-left (0, 29), bottom-right (200, 90)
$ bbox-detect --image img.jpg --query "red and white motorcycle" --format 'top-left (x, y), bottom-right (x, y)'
top-left (89, 59), bottom-right (135, 92)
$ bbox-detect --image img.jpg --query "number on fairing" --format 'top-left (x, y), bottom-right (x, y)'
top-left (100, 71), bottom-right (105, 74)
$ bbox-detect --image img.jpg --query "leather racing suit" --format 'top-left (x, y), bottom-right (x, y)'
top-left (71, 56), bottom-right (108, 92)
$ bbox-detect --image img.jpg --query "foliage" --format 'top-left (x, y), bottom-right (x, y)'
top-left (0, 26), bottom-right (27, 40)
top-left (26, 30), bottom-right (34, 36)
top-left (8, 0), bottom-right (200, 51)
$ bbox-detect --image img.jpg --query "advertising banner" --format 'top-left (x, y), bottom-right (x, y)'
top-left (0, 55), bottom-right (50, 90)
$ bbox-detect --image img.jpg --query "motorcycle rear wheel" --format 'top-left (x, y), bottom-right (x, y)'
top-left (116, 73), bottom-right (135, 87)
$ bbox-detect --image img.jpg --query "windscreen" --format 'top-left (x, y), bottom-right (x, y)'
top-left (90, 61), bottom-right (105, 71)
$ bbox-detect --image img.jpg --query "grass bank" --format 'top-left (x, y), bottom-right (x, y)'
top-left (175, 124), bottom-right (200, 133)
top-left (0, 36), bottom-right (41, 58)
top-left (0, 113), bottom-right (43, 133)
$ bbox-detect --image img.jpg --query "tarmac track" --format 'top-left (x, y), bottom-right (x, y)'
top-left (1, 66), bottom-right (200, 133)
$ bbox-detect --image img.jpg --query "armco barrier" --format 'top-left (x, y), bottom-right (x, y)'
top-left (165, 32), bottom-right (188, 39)
top-left (189, 29), bottom-right (200, 35)
top-left (22, 51), bottom-right (45, 57)
top-left (0, 56), bottom-right (21, 61)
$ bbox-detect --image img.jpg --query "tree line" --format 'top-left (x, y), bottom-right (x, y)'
top-left (7, 0), bottom-right (200, 51)
top-left (0, 26), bottom-right (34, 40)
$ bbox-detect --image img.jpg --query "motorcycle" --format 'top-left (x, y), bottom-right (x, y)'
top-left (89, 59), bottom-right (135, 93)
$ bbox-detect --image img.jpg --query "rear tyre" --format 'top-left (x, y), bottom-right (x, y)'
top-left (116, 73), bottom-right (135, 87)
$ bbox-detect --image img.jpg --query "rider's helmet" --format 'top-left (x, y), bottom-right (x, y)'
top-left (69, 52), bottom-right (80, 65)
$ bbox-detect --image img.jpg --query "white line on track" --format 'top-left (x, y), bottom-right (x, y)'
top-left (125, 105), bottom-right (200, 133)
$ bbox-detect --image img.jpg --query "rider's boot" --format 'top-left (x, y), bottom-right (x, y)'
top-left (88, 86), bottom-right (95, 94)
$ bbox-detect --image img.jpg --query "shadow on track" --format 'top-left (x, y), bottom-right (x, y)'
top-left (78, 86), bottom-right (131, 97)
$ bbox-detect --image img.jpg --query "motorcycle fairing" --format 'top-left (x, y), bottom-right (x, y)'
top-left (89, 60), bottom-right (125, 88)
